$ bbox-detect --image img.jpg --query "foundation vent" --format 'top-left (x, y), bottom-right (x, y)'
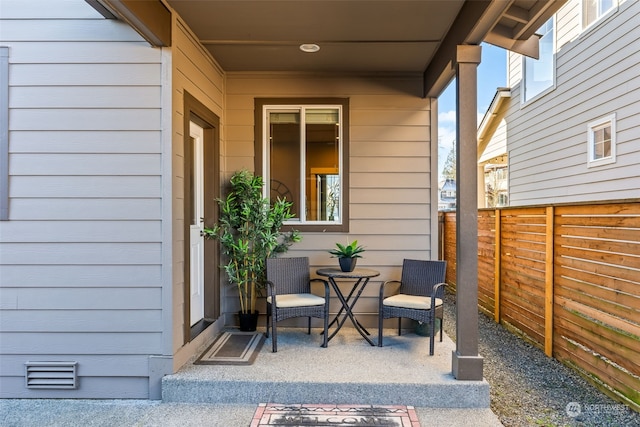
top-left (25, 362), bottom-right (78, 389)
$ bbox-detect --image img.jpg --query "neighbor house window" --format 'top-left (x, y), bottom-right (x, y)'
top-left (587, 114), bottom-right (616, 167)
top-left (523, 18), bottom-right (555, 103)
top-left (255, 98), bottom-right (349, 232)
top-left (1, 47), bottom-right (9, 220)
top-left (583, 0), bottom-right (616, 28)
top-left (484, 165), bottom-right (508, 208)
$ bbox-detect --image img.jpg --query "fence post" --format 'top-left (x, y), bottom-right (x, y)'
top-left (494, 209), bottom-right (501, 323)
top-left (545, 206), bottom-right (554, 357)
top-left (439, 212), bottom-right (444, 261)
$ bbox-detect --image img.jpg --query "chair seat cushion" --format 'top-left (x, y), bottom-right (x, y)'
top-left (267, 293), bottom-right (325, 308)
top-left (383, 294), bottom-right (443, 310)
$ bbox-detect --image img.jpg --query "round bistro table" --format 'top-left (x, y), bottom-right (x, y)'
top-left (316, 267), bottom-right (380, 346)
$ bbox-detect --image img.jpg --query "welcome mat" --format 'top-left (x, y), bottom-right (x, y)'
top-left (194, 331), bottom-right (264, 365)
top-left (250, 403), bottom-right (420, 426)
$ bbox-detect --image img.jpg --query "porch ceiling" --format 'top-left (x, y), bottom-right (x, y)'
top-left (94, 0), bottom-right (567, 96)
top-left (165, 0), bottom-right (565, 95)
top-left (167, 0), bottom-right (465, 73)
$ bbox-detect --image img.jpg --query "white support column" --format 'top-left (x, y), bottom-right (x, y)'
top-left (453, 44), bottom-right (484, 381)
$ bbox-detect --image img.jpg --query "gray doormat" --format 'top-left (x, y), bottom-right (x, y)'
top-left (251, 404), bottom-right (420, 426)
top-left (195, 331), bottom-right (265, 365)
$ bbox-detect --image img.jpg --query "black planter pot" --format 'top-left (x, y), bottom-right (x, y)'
top-left (339, 257), bottom-right (357, 272)
top-left (238, 310), bottom-right (259, 332)
top-left (415, 319), bottom-right (441, 337)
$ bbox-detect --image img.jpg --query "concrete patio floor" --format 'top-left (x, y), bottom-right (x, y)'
top-left (0, 327), bottom-right (503, 426)
top-left (163, 326), bottom-right (494, 409)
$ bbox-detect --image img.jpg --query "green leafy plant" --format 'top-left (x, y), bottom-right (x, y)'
top-left (203, 170), bottom-right (301, 314)
top-left (329, 240), bottom-right (365, 259)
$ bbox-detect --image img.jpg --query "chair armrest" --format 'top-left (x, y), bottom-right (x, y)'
top-left (379, 279), bottom-right (401, 300)
top-left (266, 280), bottom-right (276, 297)
top-left (311, 278), bottom-right (330, 300)
top-left (431, 282), bottom-right (447, 308)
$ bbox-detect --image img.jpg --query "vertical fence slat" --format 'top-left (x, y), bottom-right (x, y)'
top-left (545, 206), bottom-right (554, 357)
top-left (442, 201), bottom-right (640, 411)
top-left (494, 210), bottom-right (501, 323)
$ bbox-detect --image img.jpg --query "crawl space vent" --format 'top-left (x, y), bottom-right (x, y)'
top-left (25, 361), bottom-right (78, 389)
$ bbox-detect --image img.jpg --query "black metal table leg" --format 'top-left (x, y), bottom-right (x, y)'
top-left (326, 277), bottom-right (374, 346)
top-left (316, 267), bottom-right (380, 346)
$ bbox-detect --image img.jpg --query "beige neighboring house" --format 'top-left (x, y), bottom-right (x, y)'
top-left (479, 0), bottom-right (640, 207)
top-left (0, 0), bottom-right (565, 399)
top-left (478, 88), bottom-right (510, 208)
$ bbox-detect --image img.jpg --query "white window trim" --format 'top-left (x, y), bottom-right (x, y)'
top-left (587, 113), bottom-right (616, 168)
top-left (581, 0), bottom-right (619, 33)
top-left (262, 103), bottom-right (344, 226)
top-left (521, 16), bottom-right (556, 106)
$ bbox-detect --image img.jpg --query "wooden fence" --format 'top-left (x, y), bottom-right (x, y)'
top-left (440, 201), bottom-right (640, 411)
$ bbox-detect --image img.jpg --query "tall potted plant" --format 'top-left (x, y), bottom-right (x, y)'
top-left (203, 170), bottom-right (300, 331)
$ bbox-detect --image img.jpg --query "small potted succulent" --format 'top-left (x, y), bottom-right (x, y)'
top-left (329, 240), bottom-right (365, 272)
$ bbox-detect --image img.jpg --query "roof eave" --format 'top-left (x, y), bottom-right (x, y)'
top-left (424, 0), bottom-right (568, 98)
top-left (477, 88), bottom-right (511, 160)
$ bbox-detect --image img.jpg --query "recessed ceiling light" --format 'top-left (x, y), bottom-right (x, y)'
top-left (300, 43), bottom-right (320, 53)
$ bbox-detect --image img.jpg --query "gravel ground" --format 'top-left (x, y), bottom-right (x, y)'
top-left (442, 292), bottom-right (639, 427)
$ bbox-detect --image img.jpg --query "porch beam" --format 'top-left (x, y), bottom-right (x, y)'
top-left (86, 0), bottom-right (172, 47)
top-left (511, 0), bottom-right (559, 40)
top-left (452, 44), bottom-right (484, 381)
top-left (485, 27), bottom-right (540, 59)
top-left (423, 0), bottom-right (492, 98)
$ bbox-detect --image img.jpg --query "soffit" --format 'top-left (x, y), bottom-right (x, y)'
top-left (166, 0), bottom-right (465, 73)
top-left (93, 0), bottom-right (567, 95)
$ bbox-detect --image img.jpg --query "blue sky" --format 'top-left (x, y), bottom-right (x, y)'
top-left (437, 43), bottom-right (507, 179)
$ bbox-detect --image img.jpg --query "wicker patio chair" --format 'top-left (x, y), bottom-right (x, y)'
top-left (378, 259), bottom-right (447, 355)
top-left (265, 257), bottom-right (330, 352)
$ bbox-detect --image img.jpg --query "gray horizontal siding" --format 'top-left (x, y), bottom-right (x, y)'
top-left (1, 312), bottom-right (157, 334)
top-left (507, 0), bottom-right (640, 205)
top-left (10, 130), bottom-right (161, 152)
top-left (10, 176), bottom-right (161, 197)
top-left (1, 377), bottom-right (150, 399)
top-left (0, 221), bottom-right (161, 242)
top-left (1, 310), bottom-right (161, 332)
top-left (1, 354), bottom-right (149, 377)
top-left (2, 333), bottom-right (162, 354)
top-left (10, 64), bottom-right (163, 86)
top-left (7, 199), bottom-right (162, 219)
top-left (0, 0), bottom-right (167, 398)
top-left (4, 40), bottom-right (159, 62)
top-left (11, 86), bottom-right (162, 108)
top-left (555, 0), bottom-right (580, 46)
top-left (1, 265), bottom-right (162, 287)
top-left (0, 243), bottom-right (161, 264)
top-left (0, 1), bottom-right (118, 20)
top-left (10, 110), bottom-right (161, 130)
top-left (10, 153), bottom-right (161, 174)
top-left (0, 18), bottom-right (145, 44)
top-left (0, 287), bottom-right (161, 310)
